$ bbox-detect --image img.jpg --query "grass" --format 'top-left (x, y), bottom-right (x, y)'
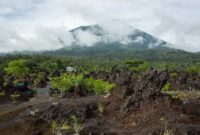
top-left (163, 130), bottom-right (173, 135)
top-left (51, 115), bottom-right (82, 135)
top-left (51, 120), bottom-right (71, 135)
top-left (51, 74), bottom-right (115, 96)
top-left (10, 93), bottom-right (20, 103)
top-left (161, 83), bottom-right (170, 92)
top-left (160, 117), bottom-right (173, 135)
top-left (70, 115), bottom-right (82, 135)
top-left (162, 90), bottom-right (200, 101)
top-left (60, 121), bottom-right (70, 130)
top-left (0, 91), bottom-right (5, 97)
top-left (169, 72), bottom-right (177, 78)
top-left (97, 101), bottom-right (104, 115)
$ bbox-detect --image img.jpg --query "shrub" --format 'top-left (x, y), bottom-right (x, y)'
top-left (5, 59), bottom-right (30, 78)
top-left (51, 74), bottom-right (115, 96)
top-left (34, 72), bottom-right (47, 86)
top-left (160, 117), bottom-right (174, 135)
top-left (187, 62), bottom-right (200, 74)
top-left (51, 74), bottom-right (83, 95)
top-left (161, 91), bottom-right (200, 101)
top-left (124, 59), bottom-right (148, 74)
top-left (169, 72), bottom-right (177, 78)
top-left (161, 83), bottom-right (170, 91)
top-left (51, 120), bottom-right (71, 134)
top-left (39, 61), bottom-right (59, 73)
top-left (97, 101), bottom-right (104, 114)
top-left (0, 91), bottom-right (5, 97)
top-left (10, 93), bottom-right (20, 103)
top-left (70, 115), bottom-right (82, 135)
top-left (83, 77), bottom-right (115, 95)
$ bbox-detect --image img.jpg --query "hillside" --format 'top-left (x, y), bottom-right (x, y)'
top-left (40, 24), bottom-right (200, 63)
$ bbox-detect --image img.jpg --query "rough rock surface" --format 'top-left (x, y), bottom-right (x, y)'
top-left (170, 71), bottom-right (200, 91)
top-left (122, 69), bottom-right (169, 112)
top-left (1, 69), bottom-right (200, 135)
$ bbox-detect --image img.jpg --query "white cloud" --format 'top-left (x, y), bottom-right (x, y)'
top-left (133, 37), bottom-right (144, 44)
top-left (99, 21), bottom-right (136, 43)
top-left (74, 29), bottom-right (101, 46)
top-left (0, 0), bottom-right (200, 52)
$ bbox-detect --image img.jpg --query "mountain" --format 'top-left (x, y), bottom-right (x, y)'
top-left (41, 24), bottom-right (200, 63)
top-left (45, 24), bottom-right (172, 55)
top-left (3, 23), bottom-right (197, 63)
top-left (69, 24), bottom-right (170, 49)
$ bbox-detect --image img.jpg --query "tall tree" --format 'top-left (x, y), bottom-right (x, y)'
top-left (4, 59), bottom-right (30, 78)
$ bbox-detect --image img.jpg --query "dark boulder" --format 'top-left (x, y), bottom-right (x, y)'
top-left (170, 71), bottom-right (200, 91)
top-left (121, 70), bottom-right (169, 112)
top-left (181, 99), bottom-right (200, 116)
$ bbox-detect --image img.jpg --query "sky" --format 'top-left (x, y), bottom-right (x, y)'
top-left (0, 0), bottom-right (200, 52)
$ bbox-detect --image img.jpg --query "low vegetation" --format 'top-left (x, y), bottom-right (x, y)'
top-left (97, 101), bottom-right (104, 115)
top-left (0, 53), bottom-right (200, 135)
top-left (124, 59), bottom-right (148, 74)
top-left (50, 74), bottom-right (115, 96)
top-left (4, 59), bottom-right (30, 78)
top-left (51, 115), bottom-right (82, 135)
top-left (187, 62), bottom-right (200, 74)
top-left (10, 93), bottom-right (20, 103)
top-left (70, 115), bottom-right (82, 135)
top-left (160, 118), bottom-right (174, 135)
top-left (162, 91), bottom-right (200, 101)
top-left (0, 91), bottom-right (5, 97)
top-left (161, 83), bottom-right (171, 92)
top-left (82, 77), bottom-right (115, 95)
top-left (51, 120), bottom-right (71, 135)
top-left (50, 74), bottom-right (84, 95)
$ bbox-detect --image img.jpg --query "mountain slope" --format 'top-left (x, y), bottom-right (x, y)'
top-left (69, 24), bottom-right (170, 49)
top-left (41, 24), bottom-right (200, 63)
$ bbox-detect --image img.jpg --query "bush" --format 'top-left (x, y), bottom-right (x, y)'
top-left (10, 93), bottom-right (20, 103)
top-left (83, 77), bottom-right (115, 95)
top-left (70, 115), bottom-right (82, 135)
top-left (34, 72), bottom-right (47, 87)
top-left (0, 91), bottom-right (5, 97)
top-left (124, 59), bottom-right (148, 74)
top-left (50, 74), bottom-right (115, 96)
top-left (169, 72), bottom-right (177, 78)
top-left (4, 59), bottom-right (30, 77)
top-left (162, 83), bottom-right (170, 91)
top-left (50, 74), bottom-right (84, 95)
top-left (97, 101), bottom-right (104, 114)
top-left (187, 62), bottom-right (200, 74)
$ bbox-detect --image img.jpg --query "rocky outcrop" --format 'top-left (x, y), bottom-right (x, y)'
top-left (27, 97), bottom-right (99, 123)
top-left (170, 71), bottom-right (200, 91)
top-left (121, 69), bottom-right (169, 112)
top-left (2, 69), bottom-right (200, 135)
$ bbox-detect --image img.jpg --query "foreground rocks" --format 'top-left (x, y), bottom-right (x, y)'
top-left (122, 69), bottom-right (169, 112)
top-left (170, 71), bottom-right (200, 91)
top-left (0, 69), bottom-right (200, 135)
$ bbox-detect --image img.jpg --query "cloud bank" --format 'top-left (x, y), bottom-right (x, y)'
top-left (0, 0), bottom-right (200, 52)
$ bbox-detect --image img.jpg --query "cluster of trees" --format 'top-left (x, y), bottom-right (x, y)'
top-left (50, 73), bottom-right (115, 95)
top-left (82, 77), bottom-right (115, 95)
top-left (124, 59), bottom-right (148, 74)
top-left (43, 43), bottom-right (200, 65)
top-left (0, 54), bottom-right (199, 101)
top-left (51, 74), bottom-right (84, 95)
top-left (1, 58), bottom-right (65, 87)
top-left (1, 53), bottom-right (198, 74)
top-left (4, 59), bottom-right (30, 78)
top-left (187, 62), bottom-right (200, 74)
